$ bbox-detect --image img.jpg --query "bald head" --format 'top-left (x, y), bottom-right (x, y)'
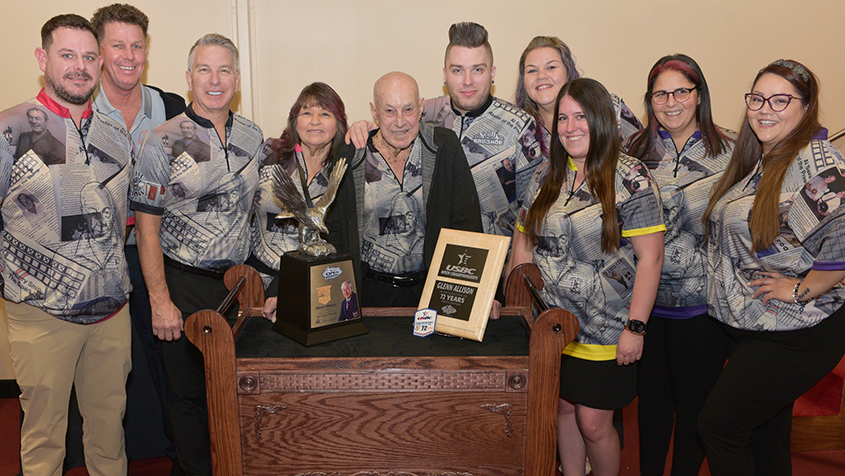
top-left (370, 72), bottom-right (424, 154)
top-left (373, 72), bottom-right (420, 106)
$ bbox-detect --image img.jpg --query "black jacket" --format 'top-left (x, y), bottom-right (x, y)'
top-left (147, 84), bottom-right (186, 120)
top-left (326, 123), bottom-right (482, 294)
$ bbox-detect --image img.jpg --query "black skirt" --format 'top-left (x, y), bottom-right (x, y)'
top-left (559, 354), bottom-right (637, 410)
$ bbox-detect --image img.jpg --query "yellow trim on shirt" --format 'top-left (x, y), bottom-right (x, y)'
top-left (567, 157), bottom-right (578, 171)
top-left (562, 341), bottom-right (617, 361)
top-left (621, 224), bottom-right (666, 238)
top-left (516, 221), bottom-right (528, 234)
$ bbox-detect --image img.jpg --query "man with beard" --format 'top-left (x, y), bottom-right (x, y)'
top-left (0, 14), bottom-right (133, 476)
top-left (14, 108), bottom-right (64, 164)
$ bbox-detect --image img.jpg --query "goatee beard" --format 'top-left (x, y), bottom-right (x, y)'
top-left (46, 74), bottom-right (96, 106)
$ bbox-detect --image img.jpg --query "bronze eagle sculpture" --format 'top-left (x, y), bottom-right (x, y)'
top-left (272, 157), bottom-right (347, 257)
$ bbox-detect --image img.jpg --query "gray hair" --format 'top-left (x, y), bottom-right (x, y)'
top-left (187, 33), bottom-right (239, 73)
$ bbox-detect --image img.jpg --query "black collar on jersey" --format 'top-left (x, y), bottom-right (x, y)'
top-left (450, 94), bottom-right (494, 118)
top-left (185, 102), bottom-right (234, 130)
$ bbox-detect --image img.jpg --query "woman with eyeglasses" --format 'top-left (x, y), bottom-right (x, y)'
top-left (624, 54), bottom-right (734, 476)
top-left (508, 78), bottom-right (664, 476)
top-left (699, 59), bottom-right (845, 475)
top-left (514, 36), bottom-right (642, 162)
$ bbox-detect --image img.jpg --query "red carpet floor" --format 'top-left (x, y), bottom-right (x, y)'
top-left (794, 355), bottom-right (845, 417)
top-left (2, 396), bottom-right (844, 475)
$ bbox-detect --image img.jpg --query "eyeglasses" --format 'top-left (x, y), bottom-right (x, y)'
top-left (650, 87), bottom-right (698, 104)
top-left (744, 93), bottom-right (800, 112)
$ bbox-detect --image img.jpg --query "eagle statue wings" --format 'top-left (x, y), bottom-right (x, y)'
top-left (272, 157), bottom-right (347, 257)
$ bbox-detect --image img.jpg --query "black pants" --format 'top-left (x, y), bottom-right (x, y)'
top-left (125, 245), bottom-right (173, 456)
top-left (697, 306), bottom-right (845, 476)
top-left (637, 314), bottom-right (728, 476)
top-left (160, 266), bottom-right (235, 476)
top-left (361, 273), bottom-right (424, 307)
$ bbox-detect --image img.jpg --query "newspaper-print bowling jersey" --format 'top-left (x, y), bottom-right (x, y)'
top-left (635, 129), bottom-right (735, 316)
top-left (423, 95), bottom-right (541, 236)
top-left (131, 104), bottom-right (263, 270)
top-left (362, 138), bottom-right (426, 275)
top-left (707, 140), bottom-right (845, 331)
top-left (0, 90), bottom-right (132, 324)
top-left (518, 153), bottom-right (664, 360)
top-left (251, 144), bottom-right (331, 279)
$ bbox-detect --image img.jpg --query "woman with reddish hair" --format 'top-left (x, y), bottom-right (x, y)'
top-left (625, 54), bottom-right (734, 476)
top-left (249, 82), bottom-right (349, 291)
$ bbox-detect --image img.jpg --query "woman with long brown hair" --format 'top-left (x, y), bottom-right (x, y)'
top-left (699, 59), bottom-right (845, 475)
top-left (625, 54), bottom-right (734, 476)
top-left (507, 78), bottom-right (664, 476)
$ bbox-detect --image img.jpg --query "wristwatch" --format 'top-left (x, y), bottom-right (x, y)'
top-left (625, 319), bottom-right (647, 336)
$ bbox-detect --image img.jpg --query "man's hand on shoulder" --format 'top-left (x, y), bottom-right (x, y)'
top-left (344, 120), bottom-right (376, 149)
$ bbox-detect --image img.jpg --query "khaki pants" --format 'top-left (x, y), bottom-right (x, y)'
top-left (6, 301), bottom-right (131, 476)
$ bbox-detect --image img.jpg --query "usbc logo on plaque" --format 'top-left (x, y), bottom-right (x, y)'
top-left (322, 266), bottom-right (342, 280)
top-left (438, 244), bottom-right (488, 283)
top-left (420, 229), bottom-right (510, 341)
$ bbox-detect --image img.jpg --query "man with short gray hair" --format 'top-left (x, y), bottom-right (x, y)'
top-left (132, 33), bottom-right (263, 476)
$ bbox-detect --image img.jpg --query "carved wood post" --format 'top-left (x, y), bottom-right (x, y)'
top-left (185, 310), bottom-right (244, 476)
top-left (524, 306), bottom-right (579, 476)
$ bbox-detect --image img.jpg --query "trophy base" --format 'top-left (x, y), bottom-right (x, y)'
top-left (272, 251), bottom-right (367, 346)
top-left (274, 318), bottom-right (368, 346)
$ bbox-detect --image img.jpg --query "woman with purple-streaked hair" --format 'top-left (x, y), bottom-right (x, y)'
top-left (248, 82), bottom-right (349, 293)
top-left (514, 36), bottom-right (642, 161)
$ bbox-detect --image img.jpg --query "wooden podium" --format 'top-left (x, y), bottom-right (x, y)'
top-left (185, 264), bottom-right (579, 475)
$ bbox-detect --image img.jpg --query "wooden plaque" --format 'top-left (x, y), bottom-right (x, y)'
top-left (419, 228), bottom-right (510, 341)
